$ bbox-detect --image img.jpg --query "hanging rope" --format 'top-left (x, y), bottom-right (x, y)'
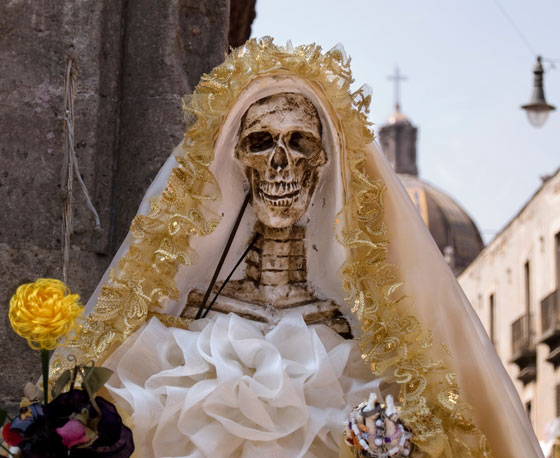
top-left (492, 0), bottom-right (537, 57)
top-left (61, 58), bottom-right (101, 284)
top-left (492, 0), bottom-right (560, 65)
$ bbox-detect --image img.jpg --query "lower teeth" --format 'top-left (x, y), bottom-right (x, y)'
top-left (260, 191), bottom-right (298, 207)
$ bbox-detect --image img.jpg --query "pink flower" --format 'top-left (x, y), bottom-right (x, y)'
top-left (56, 419), bottom-right (89, 448)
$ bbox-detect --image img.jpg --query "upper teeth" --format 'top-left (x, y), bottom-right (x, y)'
top-left (259, 181), bottom-right (300, 196)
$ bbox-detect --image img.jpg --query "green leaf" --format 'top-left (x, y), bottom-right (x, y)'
top-left (81, 366), bottom-right (113, 395)
top-left (52, 369), bottom-right (72, 399)
top-left (0, 406), bottom-right (8, 426)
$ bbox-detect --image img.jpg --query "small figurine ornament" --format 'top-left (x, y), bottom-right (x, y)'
top-left (344, 393), bottom-right (413, 457)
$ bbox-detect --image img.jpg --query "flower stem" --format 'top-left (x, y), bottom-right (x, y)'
top-left (41, 349), bottom-right (50, 405)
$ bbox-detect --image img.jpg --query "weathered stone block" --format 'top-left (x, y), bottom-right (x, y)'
top-left (0, 0), bottom-right (230, 405)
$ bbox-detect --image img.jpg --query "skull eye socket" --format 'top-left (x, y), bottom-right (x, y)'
top-left (245, 131), bottom-right (274, 152)
top-left (288, 131), bottom-right (321, 155)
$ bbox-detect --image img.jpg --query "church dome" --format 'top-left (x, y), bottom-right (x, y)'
top-left (378, 107), bottom-right (484, 274)
top-left (398, 174), bottom-right (484, 274)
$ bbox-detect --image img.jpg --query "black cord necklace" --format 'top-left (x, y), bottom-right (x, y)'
top-left (195, 193), bottom-right (251, 320)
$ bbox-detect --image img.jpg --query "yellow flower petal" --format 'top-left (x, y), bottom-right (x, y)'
top-left (9, 279), bottom-right (84, 350)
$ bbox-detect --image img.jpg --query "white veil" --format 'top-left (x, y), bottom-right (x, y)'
top-left (55, 39), bottom-right (542, 458)
top-left (366, 147), bottom-right (541, 457)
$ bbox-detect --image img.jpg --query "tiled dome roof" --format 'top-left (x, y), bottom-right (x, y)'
top-left (399, 173), bottom-right (484, 274)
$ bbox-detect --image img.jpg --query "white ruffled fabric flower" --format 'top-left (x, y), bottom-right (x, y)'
top-left (104, 313), bottom-right (380, 458)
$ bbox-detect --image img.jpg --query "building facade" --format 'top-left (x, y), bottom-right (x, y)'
top-left (458, 169), bottom-right (560, 440)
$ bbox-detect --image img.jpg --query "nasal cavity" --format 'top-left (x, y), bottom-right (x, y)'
top-left (270, 147), bottom-right (289, 170)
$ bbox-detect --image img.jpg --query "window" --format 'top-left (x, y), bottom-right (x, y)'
top-left (556, 232), bottom-right (560, 288)
top-left (524, 261), bottom-right (531, 315)
top-left (525, 400), bottom-right (532, 424)
top-left (489, 293), bottom-right (495, 344)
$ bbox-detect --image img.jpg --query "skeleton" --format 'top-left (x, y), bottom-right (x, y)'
top-left (182, 93), bottom-right (350, 336)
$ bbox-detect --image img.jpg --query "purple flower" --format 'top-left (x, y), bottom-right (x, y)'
top-left (14, 390), bottom-right (134, 458)
top-left (56, 419), bottom-right (90, 448)
top-left (69, 396), bottom-right (134, 458)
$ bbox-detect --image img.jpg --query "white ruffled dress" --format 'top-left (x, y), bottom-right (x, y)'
top-left (104, 312), bottom-right (379, 458)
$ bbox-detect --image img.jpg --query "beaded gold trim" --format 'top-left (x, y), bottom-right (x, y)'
top-left (53, 37), bottom-right (492, 457)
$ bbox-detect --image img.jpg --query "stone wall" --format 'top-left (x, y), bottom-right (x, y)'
top-left (0, 0), bottom-right (234, 410)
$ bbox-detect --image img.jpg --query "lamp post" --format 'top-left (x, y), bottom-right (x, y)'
top-left (521, 56), bottom-right (556, 127)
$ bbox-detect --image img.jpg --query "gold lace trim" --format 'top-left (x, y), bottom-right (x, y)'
top-left (53, 37), bottom-right (492, 457)
top-left (336, 171), bottom-right (491, 457)
top-left (50, 149), bottom-right (220, 373)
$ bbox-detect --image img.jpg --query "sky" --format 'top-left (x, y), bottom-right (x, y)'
top-left (251, 0), bottom-right (560, 243)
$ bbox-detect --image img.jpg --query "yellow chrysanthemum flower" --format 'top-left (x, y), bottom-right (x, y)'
top-left (9, 278), bottom-right (83, 350)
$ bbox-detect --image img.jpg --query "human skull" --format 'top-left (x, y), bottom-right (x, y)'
top-left (235, 93), bottom-right (327, 228)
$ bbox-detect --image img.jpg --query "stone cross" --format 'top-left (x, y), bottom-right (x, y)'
top-left (387, 66), bottom-right (407, 111)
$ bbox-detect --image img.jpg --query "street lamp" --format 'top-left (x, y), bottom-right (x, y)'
top-left (521, 56), bottom-right (556, 127)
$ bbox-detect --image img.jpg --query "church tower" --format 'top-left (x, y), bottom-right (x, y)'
top-left (378, 104), bottom-right (418, 176)
top-left (377, 69), bottom-right (484, 275)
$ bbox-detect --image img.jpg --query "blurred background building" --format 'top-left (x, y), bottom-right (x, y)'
top-left (378, 104), bottom-right (484, 275)
top-left (459, 169), bottom-right (560, 441)
top-left (380, 96), bottom-right (560, 447)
